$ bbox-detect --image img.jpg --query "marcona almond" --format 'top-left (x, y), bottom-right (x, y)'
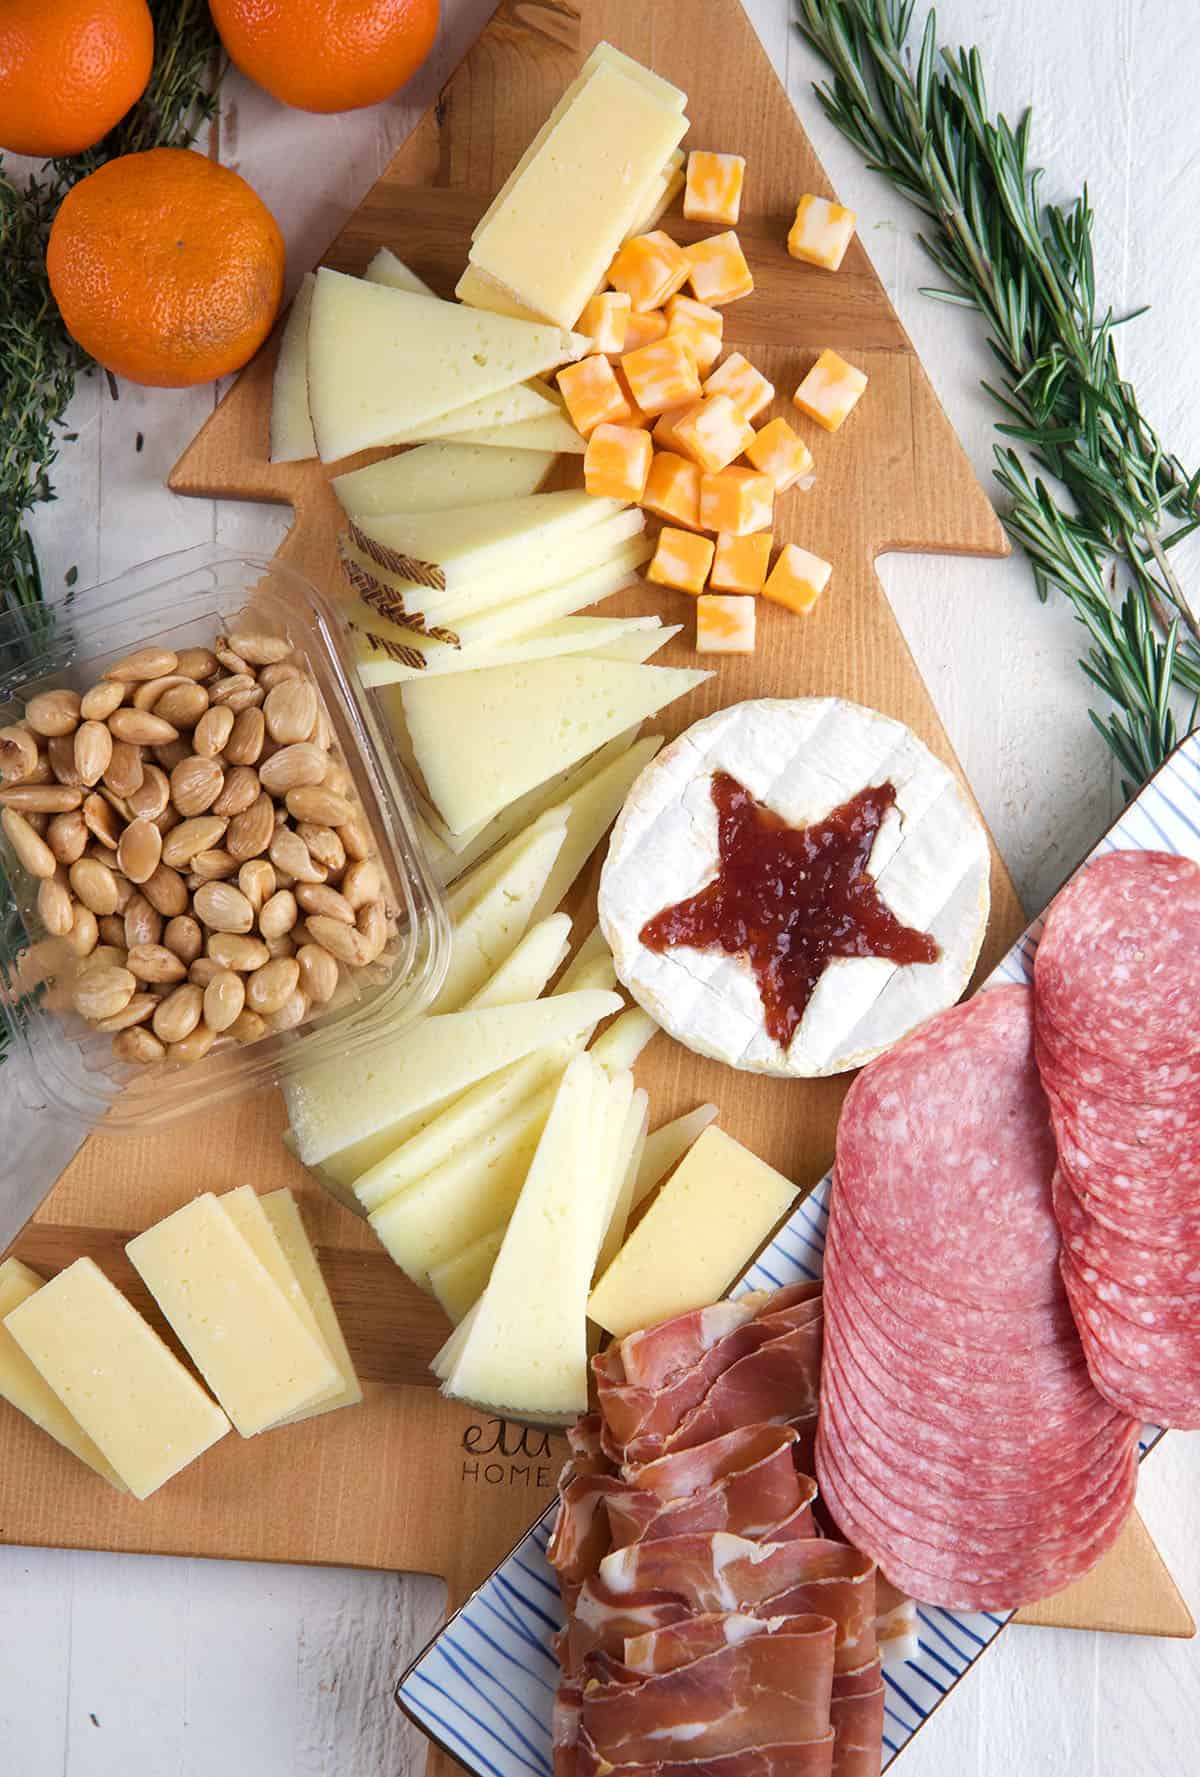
top-left (189, 957), bottom-right (225, 987)
top-left (116, 817), bottom-right (163, 884)
top-left (154, 805), bottom-right (181, 839)
top-left (105, 646), bottom-right (179, 683)
top-left (264, 677), bottom-right (318, 745)
top-left (152, 982), bottom-right (203, 1044)
top-left (209, 673), bottom-right (256, 707)
top-left (162, 816), bottom-right (228, 868)
top-left (0, 783), bottom-right (83, 813)
top-left (193, 880), bottom-right (254, 933)
top-left (98, 914), bottom-right (127, 948)
top-left (190, 848), bottom-right (239, 884)
top-left (305, 914), bottom-right (370, 966)
top-left (127, 942), bottom-right (188, 985)
top-left (215, 640), bottom-right (251, 675)
top-left (193, 705), bottom-right (234, 758)
top-left (269, 825), bottom-right (326, 884)
top-left (168, 1023), bottom-right (217, 1064)
top-left (211, 764), bottom-right (259, 817)
top-left (228, 631), bottom-right (291, 666)
top-left (175, 647), bottom-right (219, 682)
top-left (238, 858), bottom-right (274, 912)
top-left (223, 706), bottom-right (265, 765)
top-left (74, 721), bottom-right (112, 787)
top-left (357, 898), bottom-right (388, 962)
top-left (113, 1026), bottom-right (165, 1064)
top-left (228, 1008), bottom-right (267, 1044)
top-left (226, 793), bottom-right (274, 861)
top-left (95, 993), bottom-right (157, 1033)
top-left (82, 792), bottom-right (121, 849)
top-left (123, 894), bottom-right (163, 949)
top-left (258, 742), bottom-right (326, 795)
top-left (133, 674), bottom-right (189, 711)
top-left (203, 970), bottom-right (245, 1033)
top-left (73, 964), bottom-right (135, 1021)
top-left (80, 680), bottom-right (127, 721)
top-left (69, 855), bottom-right (120, 914)
top-left (264, 931), bottom-right (295, 959)
top-left (46, 809), bottom-right (89, 866)
top-left (25, 689), bottom-right (81, 737)
top-left (264, 988), bottom-right (309, 1033)
top-left (246, 955), bottom-right (300, 1014)
top-left (296, 882), bottom-right (355, 925)
top-left (108, 708), bottom-right (178, 746)
top-left (48, 734), bottom-right (83, 786)
top-left (3, 807), bottom-right (57, 878)
top-left (258, 662), bottom-right (302, 689)
top-left (207, 932), bottom-right (269, 972)
top-left (338, 814), bottom-right (371, 861)
top-left (0, 724), bottom-right (41, 782)
top-left (258, 888), bottom-right (298, 939)
top-left (163, 914), bottom-right (203, 963)
top-left (153, 681), bottom-right (209, 728)
top-left (297, 942), bottom-right (338, 1004)
top-left (320, 757), bottom-right (352, 798)
top-left (226, 686), bottom-right (267, 716)
top-left (65, 904), bottom-right (99, 958)
top-left (79, 944), bottom-right (126, 973)
top-left (37, 874), bottom-right (74, 937)
top-left (285, 784), bottom-right (354, 827)
top-left (105, 740), bottom-right (146, 801)
top-left (296, 822), bottom-right (345, 873)
top-left (111, 874), bottom-right (135, 914)
top-left (170, 755), bottom-right (224, 817)
top-left (141, 862), bottom-right (189, 918)
top-left (154, 740), bottom-right (191, 773)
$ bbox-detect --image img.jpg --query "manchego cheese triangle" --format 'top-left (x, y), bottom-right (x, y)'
top-left (269, 272), bottom-right (317, 464)
top-left (333, 442), bottom-right (555, 522)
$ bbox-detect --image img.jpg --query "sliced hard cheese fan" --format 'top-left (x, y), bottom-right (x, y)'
top-left (353, 614), bottom-right (663, 688)
top-left (383, 380), bottom-right (560, 447)
top-left (441, 1053), bottom-right (610, 1420)
top-left (260, 1191), bottom-right (363, 1416)
top-left (364, 246), bottom-right (434, 295)
top-left (429, 1227), bottom-right (505, 1323)
top-left (633, 1104), bottom-right (719, 1208)
top-left (587, 1127), bottom-right (799, 1337)
top-left (403, 657), bottom-right (710, 834)
top-left (355, 490), bottom-right (618, 594)
top-left (4, 1258), bottom-right (230, 1499)
top-left (528, 734), bottom-right (665, 926)
top-left (466, 913), bottom-right (571, 1011)
top-left (0, 1257), bottom-right (127, 1490)
top-left (441, 411), bottom-right (587, 454)
top-left (333, 442), bottom-right (555, 521)
top-left (430, 812), bottom-right (567, 1013)
top-left (306, 270), bottom-right (588, 462)
top-left (269, 272), bottom-right (317, 464)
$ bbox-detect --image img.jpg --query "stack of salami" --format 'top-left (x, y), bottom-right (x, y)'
top-left (548, 1286), bottom-right (887, 1777)
top-left (817, 985), bottom-right (1140, 1611)
top-left (1034, 850), bottom-right (1200, 1428)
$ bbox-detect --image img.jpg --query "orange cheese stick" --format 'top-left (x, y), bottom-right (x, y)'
top-left (699, 467), bottom-right (774, 536)
top-left (665, 295), bottom-right (724, 374)
top-left (622, 310), bottom-right (669, 354)
top-left (683, 231), bottom-right (754, 306)
top-left (579, 291), bottom-right (631, 355)
top-left (621, 335), bottom-right (702, 416)
top-left (608, 231), bottom-right (692, 313)
top-left (744, 417), bottom-right (815, 492)
top-left (787, 195), bottom-right (857, 271)
top-left (673, 394), bottom-right (755, 474)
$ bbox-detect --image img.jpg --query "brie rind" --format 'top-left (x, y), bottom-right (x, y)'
top-left (598, 697), bottom-right (990, 1077)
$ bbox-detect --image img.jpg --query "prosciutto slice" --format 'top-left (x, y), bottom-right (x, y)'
top-left (575, 1734), bottom-right (836, 1777)
top-left (829, 1660), bottom-right (886, 1777)
top-left (605, 1427), bottom-right (813, 1546)
top-left (548, 1471), bottom-right (623, 1593)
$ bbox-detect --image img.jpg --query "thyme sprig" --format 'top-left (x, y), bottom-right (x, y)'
top-left (795, 0), bottom-right (1200, 790)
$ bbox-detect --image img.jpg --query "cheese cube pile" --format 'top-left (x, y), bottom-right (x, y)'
top-left (711, 530), bottom-right (772, 594)
top-left (684, 151), bottom-right (746, 226)
top-left (699, 467), bottom-right (774, 536)
top-left (684, 230), bottom-right (755, 305)
top-left (609, 230), bottom-right (692, 311)
top-left (585, 424), bottom-right (653, 502)
top-left (696, 593), bottom-right (756, 653)
top-left (558, 354), bottom-right (632, 434)
top-left (674, 394), bottom-right (755, 473)
top-left (622, 335), bottom-right (701, 415)
top-left (623, 310), bottom-right (669, 353)
top-left (648, 527), bottom-right (714, 595)
top-left (763, 543), bottom-right (833, 614)
top-left (703, 351), bottom-right (774, 421)
top-left (643, 451), bottom-right (702, 529)
top-left (580, 291), bottom-right (631, 355)
top-left (793, 348), bottom-right (868, 433)
top-left (788, 194), bottom-right (857, 271)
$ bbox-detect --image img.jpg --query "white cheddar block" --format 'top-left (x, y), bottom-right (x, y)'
top-left (633, 1105), bottom-right (719, 1208)
top-left (353, 614), bottom-right (663, 687)
top-left (334, 442), bottom-right (554, 521)
top-left (440, 411), bottom-right (587, 454)
top-left (430, 814), bottom-right (567, 1012)
top-left (127, 1196), bottom-right (340, 1437)
top-left (402, 657), bottom-right (710, 835)
top-left (306, 271), bottom-right (588, 462)
top-left (269, 272), bottom-right (317, 463)
top-left (429, 1227), bottom-right (505, 1324)
top-left (3, 1258), bottom-right (230, 1498)
top-left (364, 247), bottom-right (435, 295)
top-left (587, 1128), bottom-right (799, 1337)
top-left (529, 734), bottom-right (665, 925)
top-left (595, 1086), bottom-right (650, 1278)
top-left (260, 1191), bottom-right (363, 1416)
top-left (466, 912), bottom-right (571, 1010)
top-left (356, 490), bottom-right (618, 594)
top-left (0, 1258), bottom-right (127, 1490)
top-left (383, 380), bottom-right (559, 446)
top-left (588, 1006), bottom-right (658, 1076)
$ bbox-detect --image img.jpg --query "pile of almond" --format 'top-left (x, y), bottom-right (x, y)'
top-left (0, 632), bottom-right (395, 1066)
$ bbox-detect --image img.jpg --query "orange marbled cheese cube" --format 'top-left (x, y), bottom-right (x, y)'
top-left (762, 542), bottom-right (832, 614)
top-left (710, 530), bottom-right (773, 594)
top-left (673, 394), bottom-right (756, 474)
top-left (647, 526), bottom-right (714, 596)
top-left (699, 466), bottom-right (774, 536)
top-left (642, 451), bottom-right (702, 530)
top-left (584, 423), bottom-right (653, 503)
top-left (652, 402), bottom-right (694, 454)
top-left (621, 309), bottom-right (669, 354)
top-left (793, 348), bottom-right (868, 432)
top-left (696, 593), bottom-right (756, 653)
top-left (665, 294), bottom-right (724, 374)
top-left (621, 335), bottom-right (702, 416)
top-left (613, 364), bottom-right (652, 427)
top-left (744, 416), bottom-right (815, 492)
top-left (683, 230), bottom-right (754, 306)
top-left (608, 230), bottom-right (692, 312)
top-left (579, 291), bottom-right (631, 355)
top-left (557, 354), bottom-right (632, 435)
top-left (702, 351), bottom-right (775, 421)
top-left (787, 195), bottom-right (857, 271)
top-left (683, 151), bottom-right (746, 226)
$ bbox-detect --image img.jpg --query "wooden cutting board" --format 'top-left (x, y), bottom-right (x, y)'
top-left (1, 0), bottom-right (1187, 1667)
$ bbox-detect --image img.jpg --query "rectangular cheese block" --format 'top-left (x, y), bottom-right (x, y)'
top-left (3, 1258), bottom-right (230, 1498)
top-left (587, 1126), bottom-right (799, 1337)
top-left (0, 1257), bottom-right (127, 1490)
top-left (467, 62), bottom-right (689, 329)
top-left (446, 536), bottom-right (652, 653)
top-left (261, 1191), bottom-right (363, 1416)
top-left (334, 442), bottom-right (554, 521)
top-left (633, 1105), bottom-right (719, 1208)
top-left (126, 1195), bottom-right (341, 1437)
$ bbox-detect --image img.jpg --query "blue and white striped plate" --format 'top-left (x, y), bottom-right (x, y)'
top-left (398, 731), bottom-right (1200, 1772)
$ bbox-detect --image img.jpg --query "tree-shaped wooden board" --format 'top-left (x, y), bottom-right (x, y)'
top-left (2, 0), bottom-right (1189, 1697)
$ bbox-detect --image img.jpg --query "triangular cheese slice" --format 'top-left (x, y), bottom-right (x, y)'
top-left (596, 1086), bottom-right (650, 1277)
top-left (269, 273), bottom-right (316, 464)
top-left (439, 410), bottom-right (587, 454)
top-left (429, 813), bottom-right (567, 1013)
top-left (364, 247), bottom-right (434, 295)
top-left (355, 490), bottom-right (618, 593)
top-left (353, 613), bottom-right (663, 687)
top-left (589, 1006), bottom-right (659, 1076)
top-left (466, 913), bottom-right (571, 1011)
top-left (633, 1105), bottom-right (719, 1209)
top-left (428, 1226), bottom-right (506, 1323)
top-left (529, 733), bottom-right (664, 925)
top-left (402, 656), bottom-right (711, 833)
top-left (306, 270), bottom-right (589, 462)
top-left (333, 441), bottom-right (554, 521)
top-left (384, 380), bottom-right (558, 446)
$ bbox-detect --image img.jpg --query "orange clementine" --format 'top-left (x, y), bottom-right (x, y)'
top-left (209, 0), bottom-right (439, 114)
top-left (0, 0), bottom-right (154, 158)
top-left (47, 148), bottom-right (285, 389)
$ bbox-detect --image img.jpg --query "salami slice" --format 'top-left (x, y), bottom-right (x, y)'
top-left (1053, 1168), bottom-right (1200, 1293)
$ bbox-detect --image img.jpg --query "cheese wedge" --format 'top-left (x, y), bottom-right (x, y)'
top-left (3, 1258), bottom-right (231, 1498)
top-left (383, 379), bottom-right (560, 447)
top-left (587, 1127), bottom-right (799, 1337)
top-left (364, 247), bottom-right (435, 294)
top-left (595, 1085), bottom-right (650, 1278)
top-left (285, 991), bottom-right (620, 1172)
top-left (355, 490), bottom-right (617, 595)
top-left (353, 613), bottom-right (663, 687)
top-left (333, 442), bottom-right (555, 521)
top-left (429, 1227), bottom-right (505, 1323)
top-left (444, 538), bottom-right (652, 653)
top-left (439, 411), bottom-right (587, 454)
top-left (260, 1190), bottom-right (363, 1415)
top-left (0, 1258), bottom-right (127, 1490)
top-left (431, 814), bottom-right (567, 1012)
top-left (269, 272), bottom-right (317, 463)
top-left (590, 625), bottom-right (681, 663)
top-left (467, 913), bottom-right (571, 1010)
top-left (306, 271), bottom-right (588, 462)
top-left (528, 734), bottom-right (665, 926)
top-left (588, 1006), bottom-right (658, 1075)
top-left (127, 1195), bottom-right (341, 1437)
top-left (633, 1104), bottom-right (719, 1209)
top-left (402, 657), bottom-right (710, 834)
top-left (442, 1053), bottom-right (609, 1419)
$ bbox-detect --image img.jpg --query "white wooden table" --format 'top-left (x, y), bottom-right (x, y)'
top-left (3, 2), bottom-right (1199, 1770)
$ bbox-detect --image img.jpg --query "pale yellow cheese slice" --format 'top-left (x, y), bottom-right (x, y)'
top-left (364, 247), bottom-right (435, 295)
top-left (355, 490), bottom-right (617, 595)
top-left (595, 1085), bottom-right (650, 1279)
top-left (352, 614), bottom-right (664, 688)
top-left (261, 1191), bottom-right (364, 1418)
top-left (588, 1006), bottom-right (658, 1076)
top-left (429, 812), bottom-right (568, 1013)
top-left (269, 272), bottom-right (317, 464)
top-left (383, 380), bottom-right (559, 447)
top-left (466, 913), bottom-right (571, 1012)
top-left (428, 1227), bottom-right (505, 1324)
top-left (633, 1105), bottom-right (719, 1208)
top-left (333, 442), bottom-right (554, 521)
top-left (527, 734), bottom-right (664, 926)
top-left (439, 411), bottom-right (587, 454)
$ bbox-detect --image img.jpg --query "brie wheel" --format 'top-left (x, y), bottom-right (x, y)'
top-left (598, 698), bottom-right (991, 1077)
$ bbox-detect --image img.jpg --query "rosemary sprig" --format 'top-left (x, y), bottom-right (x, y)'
top-left (795, 0), bottom-right (1200, 790)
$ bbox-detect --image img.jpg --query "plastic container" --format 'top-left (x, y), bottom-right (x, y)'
top-left (0, 543), bottom-right (451, 1135)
